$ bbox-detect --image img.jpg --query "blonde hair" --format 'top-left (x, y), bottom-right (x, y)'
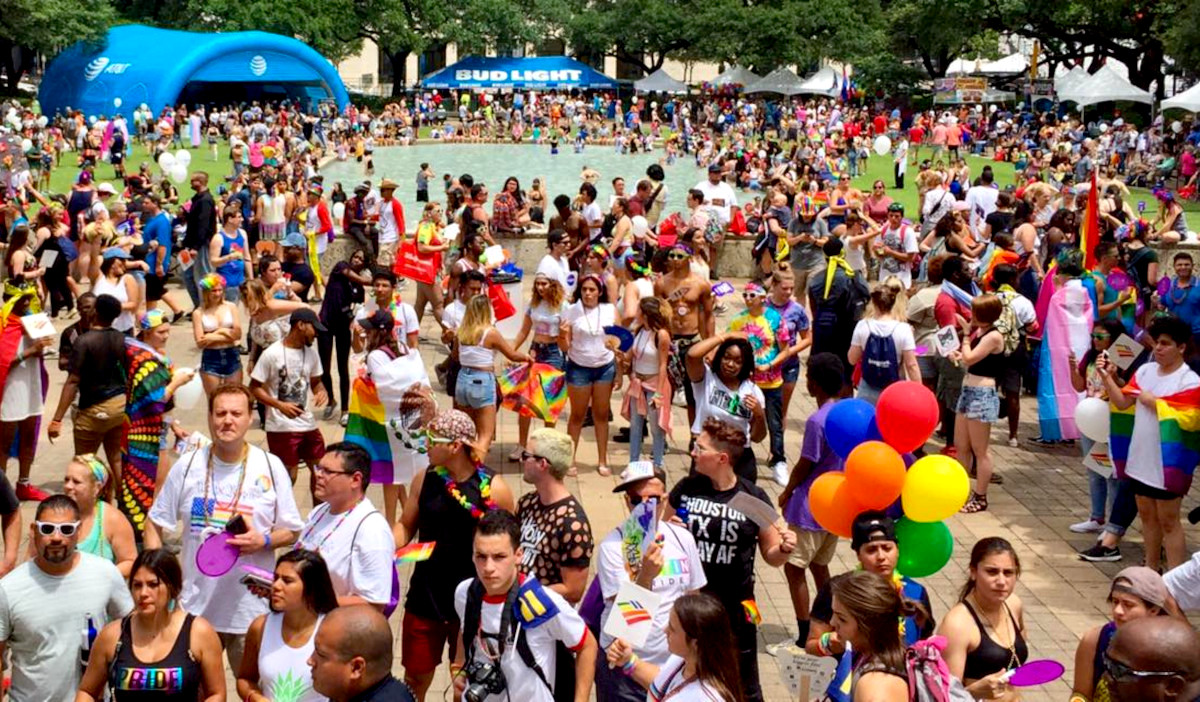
top-left (530, 428), bottom-right (573, 480)
top-left (532, 276), bottom-right (564, 309)
top-left (865, 276), bottom-right (908, 320)
top-left (240, 278), bottom-right (270, 316)
top-left (457, 294), bottom-right (493, 346)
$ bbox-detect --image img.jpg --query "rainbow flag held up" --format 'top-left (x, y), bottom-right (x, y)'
top-left (122, 337), bottom-right (172, 535)
top-left (742, 599), bottom-right (762, 626)
top-left (395, 541), bottom-right (436, 564)
top-left (344, 374), bottom-right (394, 484)
top-left (1110, 381), bottom-right (1200, 496)
top-left (498, 362), bottom-right (567, 423)
top-left (617, 601), bottom-right (653, 626)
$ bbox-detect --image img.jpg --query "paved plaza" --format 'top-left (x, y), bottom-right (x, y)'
top-left (19, 275), bottom-right (1200, 701)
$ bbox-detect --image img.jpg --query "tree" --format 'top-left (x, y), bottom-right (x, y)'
top-left (1162, 1), bottom-right (1200, 80)
top-left (183, 0), bottom-right (365, 63)
top-left (0, 0), bottom-right (114, 92)
top-left (561, 0), bottom-right (697, 75)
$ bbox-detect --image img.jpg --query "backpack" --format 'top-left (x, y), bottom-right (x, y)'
top-left (861, 323), bottom-right (901, 389)
top-left (906, 637), bottom-right (975, 702)
top-left (993, 291), bottom-right (1023, 356)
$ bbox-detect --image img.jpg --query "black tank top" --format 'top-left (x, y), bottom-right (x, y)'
top-left (963, 601), bottom-right (1028, 681)
top-left (405, 465), bottom-right (494, 622)
top-left (966, 329), bottom-right (1005, 379)
top-left (109, 613), bottom-right (203, 701)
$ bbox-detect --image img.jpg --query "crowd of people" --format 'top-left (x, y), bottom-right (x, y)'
top-left (0, 89), bottom-right (1198, 702)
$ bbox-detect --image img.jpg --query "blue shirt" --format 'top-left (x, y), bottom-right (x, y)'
top-left (1163, 278), bottom-right (1200, 335)
top-left (784, 400), bottom-right (843, 530)
top-left (144, 212), bottom-right (172, 274)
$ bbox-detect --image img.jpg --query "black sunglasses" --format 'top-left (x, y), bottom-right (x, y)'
top-left (1103, 652), bottom-right (1183, 682)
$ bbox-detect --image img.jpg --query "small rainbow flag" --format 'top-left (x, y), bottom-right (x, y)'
top-left (617, 601), bottom-right (652, 626)
top-left (395, 542), bottom-right (436, 563)
top-left (742, 599), bottom-right (762, 626)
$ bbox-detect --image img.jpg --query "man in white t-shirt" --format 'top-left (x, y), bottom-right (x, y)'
top-left (579, 182), bottom-right (603, 242)
top-left (453, 511), bottom-right (597, 702)
top-left (0, 495), bottom-right (133, 702)
top-left (595, 463), bottom-right (706, 702)
top-left (298, 442), bottom-right (396, 608)
top-left (376, 179), bottom-right (406, 267)
top-left (694, 164), bottom-right (738, 279)
top-left (250, 307), bottom-right (329, 490)
top-left (874, 203), bottom-right (919, 289)
top-left (354, 269), bottom-right (419, 350)
top-left (146, 384), bottom-right (304, 670)
top-left (964, 166), bottom-right (1000, 238)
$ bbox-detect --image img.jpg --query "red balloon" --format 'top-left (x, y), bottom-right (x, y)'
top-left (876, 381), bottom-right (939, 453)
top-left (808, 472), bottom-right (866, 538)
top-left (845, 441), bottom-right (907, 509)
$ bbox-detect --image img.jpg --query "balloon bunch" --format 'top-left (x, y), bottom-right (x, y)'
top-left (157, 149), bottom-right (192, 185)
top-left (807, 381), bottom-right (970, 578)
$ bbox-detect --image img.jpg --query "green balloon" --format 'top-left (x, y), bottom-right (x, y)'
top-left (896, 517), bottom-right (953, 578)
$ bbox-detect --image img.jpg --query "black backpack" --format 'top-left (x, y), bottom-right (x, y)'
top-left (460, 578), bottom-right (553, 694)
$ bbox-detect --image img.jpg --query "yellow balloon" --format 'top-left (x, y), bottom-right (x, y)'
top-left (901, 455), bottom-right (970, 522)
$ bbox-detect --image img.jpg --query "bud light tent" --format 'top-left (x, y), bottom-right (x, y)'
top-left (421, 56), bottom-right (618, 91)
top-left (38, 24), bottom-right (350, 121)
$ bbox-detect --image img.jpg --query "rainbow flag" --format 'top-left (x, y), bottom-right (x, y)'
top-left (395, 541), bottom-right (436, 563)
top-left (498, 362), bottom-right (567, 423)
top-left (741, 599), bottom-right (762, 626)
top-left (1110, 382), bottom-right (1200, 495)
top-left (344, 374), bottom-right (394, 483)
top-left (617, 601), bottom-right (653, 625)
top-left (121, 337), bottom-right (172, 536)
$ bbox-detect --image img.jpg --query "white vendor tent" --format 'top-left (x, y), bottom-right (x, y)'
top-left (1059, 65), bottom-right (1153, 107)
top-left (711, 65), bottom-right (760, 88)
top-left (946, 53), bottom-right (1029, 76)
top-left (794, 66), bottom-right (840, 97)
top-left (633, 68), bottom-right (688, 94)
top-left (1054, 65), bottom-right (1088, 93)
top-left (1163, 83), bottom-right (1200, 112)
top-left (744, 67), bottom-right (806, 96)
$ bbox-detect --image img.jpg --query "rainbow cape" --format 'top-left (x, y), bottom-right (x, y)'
top-left (0, 295), bottom-right (48, 467)
top-left (1110, 379), bottom-right (1200, 496)
top-left (344, 373), bottom-right (393, 483)
top-left (498, 362), bottom-right (567, 423)
top-left (121, 337), bottom-right (172, 535)
top-left (1037, 279), bottom-right (1092, 441)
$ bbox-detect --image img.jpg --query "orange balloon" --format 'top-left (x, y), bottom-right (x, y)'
top-left (845, 441), bottom-right (907, 510)
top-left (807, 472), bottom-right (866, 538)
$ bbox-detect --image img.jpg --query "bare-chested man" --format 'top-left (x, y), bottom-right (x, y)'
top-left (550, 193), bottom-right (589, 271)
top-left (655, 242), bottom-right (714, 426)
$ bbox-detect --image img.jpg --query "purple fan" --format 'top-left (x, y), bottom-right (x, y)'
top-left (1007, 659), bottom-right (1065, 687)
top-left (1107, 269), bottom-right (1132, 291)
top-left (196, 532), bottom-right (240, 577)
top-left (1159, 277), bottom-right (1172, 297)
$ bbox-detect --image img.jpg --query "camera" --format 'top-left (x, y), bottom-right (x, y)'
top-left (463, 660), bottom-right (506, 702)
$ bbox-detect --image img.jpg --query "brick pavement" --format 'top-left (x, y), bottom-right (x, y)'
top-left (19, 276), bottom-right (1199, 701)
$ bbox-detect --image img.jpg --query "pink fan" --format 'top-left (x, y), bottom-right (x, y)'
top-left (1158, 277), bottom-right (1172, 297)
top-left (1006, 659), bottom-right (1065, 687)
top-left (196, 532), bottom-right (240, 577)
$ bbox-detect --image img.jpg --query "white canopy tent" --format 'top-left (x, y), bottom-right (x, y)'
top-left (1163, 83), bottom-right (1200, 112)
top-left (711, 65), bottom-right (760, 87)
top-left (946, 53), bottom-right (1029, 76)
top-left (794, 66), bottom-right (840, 97)
top-left (1059, 65), bottom-right (1153, 107)
top-left (743, 67), bottom-right (806, 96)
top-left (1054, 65), bottom-right (1088, 94)
top-left (633, 68), bottom-right (688, 94)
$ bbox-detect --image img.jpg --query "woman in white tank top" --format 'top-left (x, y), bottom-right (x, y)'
top-left (621, 297), bottom-right (672, 468)
top-left (237, 550), bottom-right (336, 702)
top-left (454, 294), bottom-right (531, 458)
top-left (92, 250), bottom-right (138, 333)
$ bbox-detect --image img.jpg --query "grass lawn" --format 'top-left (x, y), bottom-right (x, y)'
top-left (43, 141), bottom-right (211, 197)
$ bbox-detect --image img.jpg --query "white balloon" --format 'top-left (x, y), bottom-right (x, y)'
top-left (173, 369), bottom-right (204, 409)
top-left (35, 116), bottom-right (48, 128)
top-left (20, 139), bottom-right (32, 152)
top-left (1099, 123), bottom-right (1109, 134)
top-left (175, 149), bottom-right (192, 166)
top-left (1172, 121), bottom-right (1183, 134)
top-left (170, 163), bottom-right (188, 184)
top-left (332, 202), bottom-right (346, 220)
top-left (873, 135), bottom-right (892, 156)
top-left (113, 97), bottom-right (122, 108)
top-left (88, 115), bottom-right (96, 125)
top-left (631, 216), bottom-right (649, 237)
top-left (1074, 397), bottom-right (1111, 442)
top-left (157, 152), bottom-right (176, 171)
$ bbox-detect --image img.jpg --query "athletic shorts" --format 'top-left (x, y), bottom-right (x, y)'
top-left (401, 611), bottom-right (460, 675)
top-left (788, 525), bottom-right (839, 569)
top-left (266, 429), bottom-right (326, 469)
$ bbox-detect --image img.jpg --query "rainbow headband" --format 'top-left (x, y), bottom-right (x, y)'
top-left (76, 454), bottom-right (109, 487)
top-left (139, 309), bottom-right (168, 330)
top-left (199, 273), bottom-right (226, 291)
top-left (589, 244), bottom-right (611, 262)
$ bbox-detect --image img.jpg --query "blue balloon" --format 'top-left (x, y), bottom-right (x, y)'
top-left (826, 398), bottom-right (877, 460)
top-left (867, 417), bottom-right (883, 442)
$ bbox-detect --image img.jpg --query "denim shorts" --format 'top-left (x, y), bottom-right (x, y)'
top-left (956, 384), bottom-right (1000, 422)
top-left (454, 367), bottom-right (497, 408)
top-left (566, 359), bottom-right (616, 387)
top-left (200, 347), bottom-right (242, 378)
top-left (781, 363), bottom-right (800, 385)
top-left (531, 342), bottom-right (565, 371)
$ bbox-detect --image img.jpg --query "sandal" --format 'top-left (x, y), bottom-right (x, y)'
top-left (961, 492), bottom-right (989, 513)
top-left (567, 465), bottom-right (579, 478)
top-left (507, 448), bottom-right (523, 463)
top-left (597, 464), bottom-right (612, 477)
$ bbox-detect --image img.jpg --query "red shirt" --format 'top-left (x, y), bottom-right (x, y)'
top-left (908, 126), bottom-right (925, 143)
top-left (873, 115), bottom-right (887, 135)
top-left (935, 292), bottom-right (972, 332)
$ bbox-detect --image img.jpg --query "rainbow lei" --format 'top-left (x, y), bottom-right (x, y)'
top-left (433, 463), bottom-right (498, 518)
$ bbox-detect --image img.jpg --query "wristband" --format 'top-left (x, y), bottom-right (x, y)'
top-left (818, 631), bottom-right (833, 656)
top-left (621, 653), bottom-right (639, 676)
top-left (263, 531), bottom-right (272, 549)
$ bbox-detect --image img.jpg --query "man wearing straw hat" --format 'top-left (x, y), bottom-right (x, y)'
top-left (376, 178), bottom-right (406, 268)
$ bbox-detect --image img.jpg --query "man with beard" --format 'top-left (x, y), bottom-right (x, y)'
top-left (0, 495), bottom-right (133, 702)
top-left (656, 243), bottom-right (714, 429)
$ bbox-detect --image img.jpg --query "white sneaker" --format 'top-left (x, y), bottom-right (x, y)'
top-left (1069, 518), bottom-right (1105, 533)
top-left (772, 461), bottom-right (790, 487)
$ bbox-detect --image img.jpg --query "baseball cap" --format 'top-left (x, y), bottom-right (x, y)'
top-left (358, 309), bottom-right (394, 332)
top-left (97, 182), bottom-right (117, 195)
top-left (282, 232), bottom-right (307, 249)
top-left (427, 409), bottom-right (477, 444)
top-left (887, 202), bottom-right (904, 213)
top-left (707, 163), bottom-right (723, 173)
top-left (1110, 566), bottom-right (1168, 609)
top-left (139, 309), bottom-right (169, 330)
top-left (612, 460), bottom-right (668, 493)
top-left (101, 247), bottom-right (131, 260)
top-left (289, 307), bottom-right (327, 332)
top-left (851, 511), bottom-right (897, 551)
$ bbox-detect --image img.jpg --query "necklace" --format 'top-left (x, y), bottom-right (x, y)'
top-left (969, 593), bottom-right (1020, 668)
top-left (1170, 278), bottom-right (1190, 305)
top-left (202, 444), bottom-right (249, 529)
top-left (297, 499), bottom-right (362, 553)
top-left (434, 462), bottom-right (497, 518)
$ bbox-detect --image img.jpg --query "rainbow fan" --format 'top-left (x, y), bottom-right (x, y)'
top-left (498, 362), bottom-right (567, 423)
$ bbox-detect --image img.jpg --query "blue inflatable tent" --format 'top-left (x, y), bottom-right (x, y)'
top-left (422, 56), bottom-right (617, 90)
top-left (39, 25), bottom-right (350, 120)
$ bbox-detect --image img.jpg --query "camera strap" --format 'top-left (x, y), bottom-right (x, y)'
top-left (463, 578), bottom-right (553, 694)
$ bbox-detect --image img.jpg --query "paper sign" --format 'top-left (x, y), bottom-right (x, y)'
top-left (19, 313), bottom-right (55, 340)
top-left (1083, 441), bottom-right (1114, 479)
top-left (603, 581), bottom-right (662, 648)
top-left (37, 249), bottom-right (57, 270)
top-left (1108, 334), bottom-right (1141, 371)
top-left (774, 645), bottom-right (838, 701)
top-left (621, 496), bottom-right (659, 571)
top-left (932, 325), bottom-right (961, 357)
top-left (728, 491), bottom-right (783, 531)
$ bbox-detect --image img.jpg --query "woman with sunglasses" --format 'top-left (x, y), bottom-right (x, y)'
top-left (76, 549), bottom-right (226, 702)
top-left (54, 455), bottom-right (137, 577)
top-left (193, 272), bottom-right (243, 397)
top-left (562, 275), bottom-right (619, 476)
top-left (238, 549), bottom-right (339, 702)
top-left (862, 180), bottom-right (893, 227)
top-left (509, 273), bottom-right (568, 462)
top-left (1072, 567), bottom-right (1175, 702)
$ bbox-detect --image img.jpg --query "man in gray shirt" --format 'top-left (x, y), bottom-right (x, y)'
top-left (0, 494), bottom-right (132, 702)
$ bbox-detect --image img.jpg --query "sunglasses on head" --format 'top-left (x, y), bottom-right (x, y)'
top-left (35, 521), bottom-right (80, 537)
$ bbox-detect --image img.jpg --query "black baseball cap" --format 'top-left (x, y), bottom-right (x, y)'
top-left (851, 511), bottom-right (898, 551)
top-left (289, 307), bottom-right (327, 332)
top-left (358, 309), bottom-right (394, 332)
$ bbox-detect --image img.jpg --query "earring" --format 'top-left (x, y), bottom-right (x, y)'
top-left (168, 598), bottom-right (176, 612)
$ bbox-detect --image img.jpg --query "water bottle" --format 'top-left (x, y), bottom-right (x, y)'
top-left (79, 614), bottom-right (97, 668)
